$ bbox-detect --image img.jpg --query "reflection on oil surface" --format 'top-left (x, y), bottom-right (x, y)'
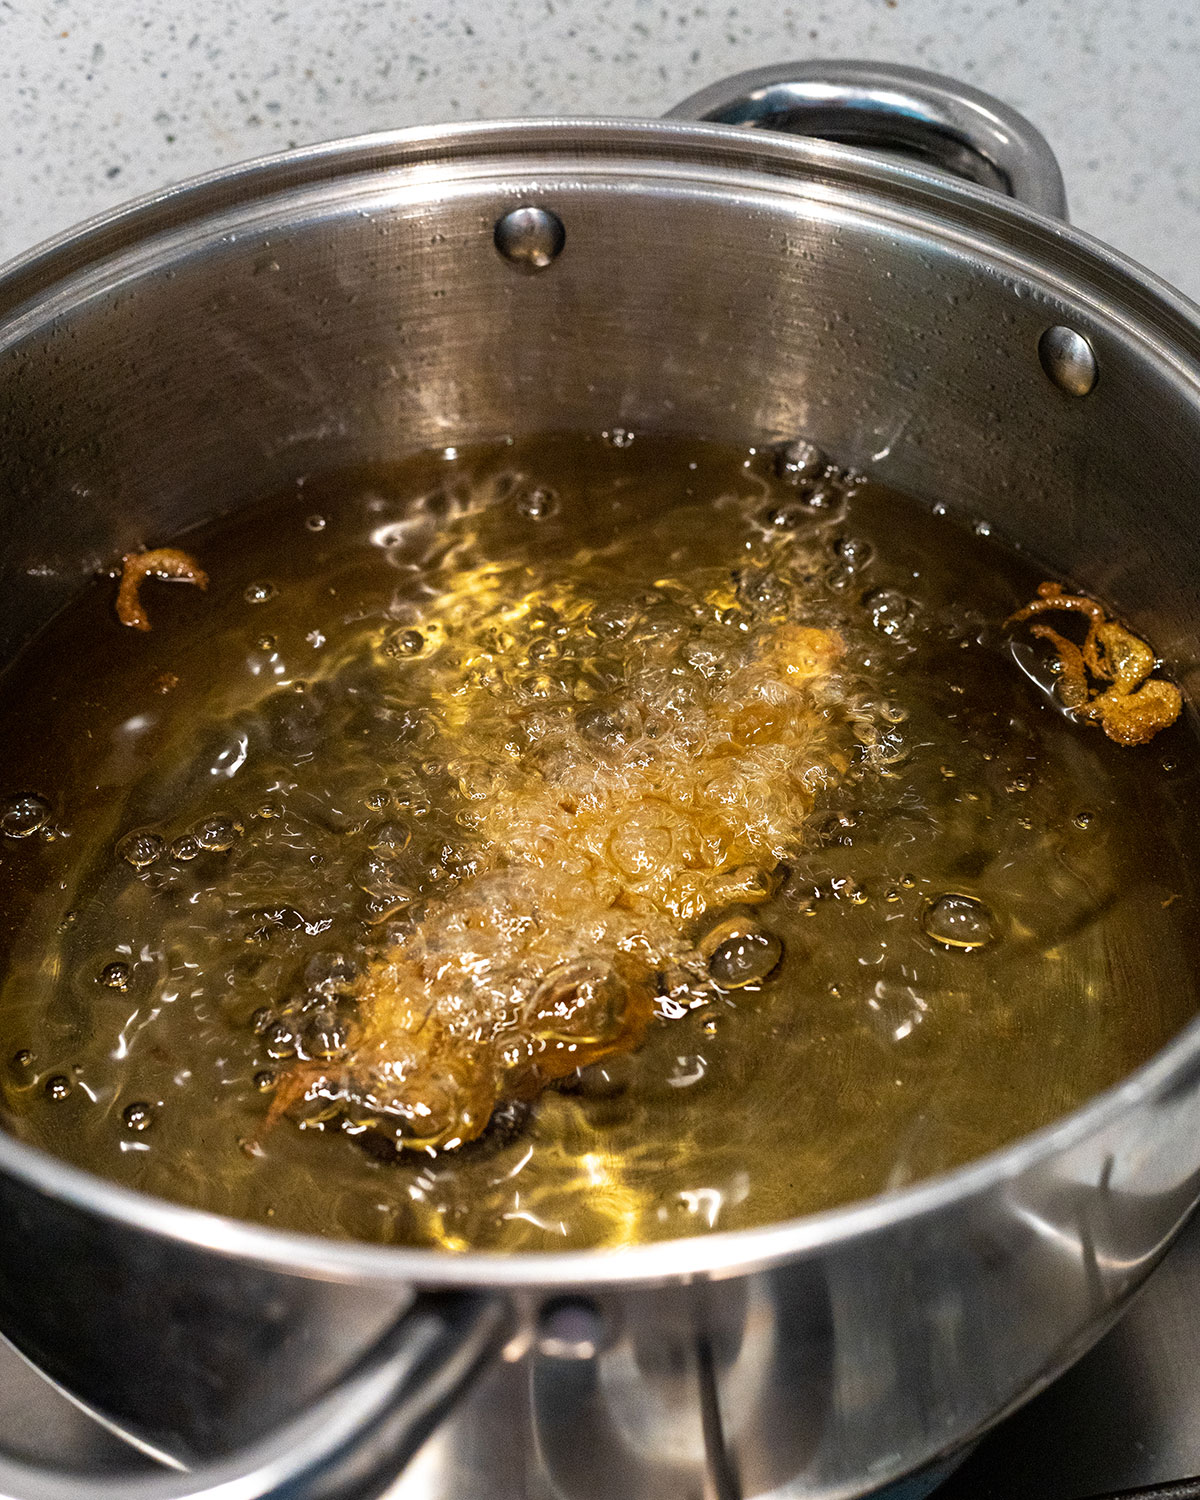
top-left (0, 433), bottom-right (1197, 1251)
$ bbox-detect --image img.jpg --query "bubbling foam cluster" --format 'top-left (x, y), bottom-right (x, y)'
top-left (274, 503), bottom-right (876, 1150)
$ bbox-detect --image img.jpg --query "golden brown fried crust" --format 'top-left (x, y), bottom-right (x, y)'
top-left (115, 548), bottom-right (208, 631)
top-left (1008, 582), bottom-right (1182, 747)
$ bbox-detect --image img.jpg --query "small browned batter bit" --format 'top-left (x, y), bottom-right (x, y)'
top-left (115, 548), bottom-right (208, 631)
top-left (1008, 582), bottom-right (1182, 747)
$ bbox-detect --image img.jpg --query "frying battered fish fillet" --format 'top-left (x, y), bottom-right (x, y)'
top-left (271, 549), bottom-right (862, 1151)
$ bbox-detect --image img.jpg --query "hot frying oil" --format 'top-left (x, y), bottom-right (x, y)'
top-left (0, 433), bottom-right (1197, 1251)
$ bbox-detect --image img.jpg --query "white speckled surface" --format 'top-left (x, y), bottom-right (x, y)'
top-left (0, 0), bottom-right (1196, 299)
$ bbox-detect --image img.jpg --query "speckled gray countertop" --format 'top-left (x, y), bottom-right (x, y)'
top-left (0, 0), bottom-right (1196, 299)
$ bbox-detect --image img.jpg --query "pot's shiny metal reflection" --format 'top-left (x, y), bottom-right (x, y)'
top-left (665, 58), bottom-right (1069, 216)
top-left (0, 61), bottom-right (1198, 1500)
top-left (1039, 324), bottom-right (1101, 397)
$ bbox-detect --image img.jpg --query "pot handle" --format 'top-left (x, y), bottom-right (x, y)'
top-left (666, 60), bottom-right (1069, 220)
top-left (0, 1290), bottom-right (509, 1500)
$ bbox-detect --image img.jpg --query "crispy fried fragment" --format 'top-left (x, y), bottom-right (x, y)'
top-left (1008, 581), bottom-right (1182, 746)
top-left (1027, 625), bottom-right (1090, 709)
top-left (115, 548), bottom-right (208, 631)
top-left (268, 547), bottom-right (869, 1153)
top-left (1091, 679), bottom-right (1183, 748)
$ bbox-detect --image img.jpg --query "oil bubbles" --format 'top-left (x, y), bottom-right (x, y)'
top-left (514, 487), bottom-right (558, 520)
top-left (774, 437), bottom-right (827, 484)
top-left (122, 1101), bottom-right (154, 1132)
top-left (0, 794), bottom-right (51, 839)
top-left (921, 893), bottom-right (995, 951)
top-left (264, 1022), bottom-right (297, 1061)
top-left (863, 588), bottom-right (917, 638)
top-left (834, 536), bottom-right (874, 572)
top-left (704, 921), bottom-right (784, 989)
top-left (193, 814), bottom-right (243, 852)
top-left (393, 629), bottom-right (425, 656)
top-left (117, 829), bottom-right (164, 869)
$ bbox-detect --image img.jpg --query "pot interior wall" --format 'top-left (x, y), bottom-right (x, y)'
top-left (0, 130), bottom-right (1197, 682)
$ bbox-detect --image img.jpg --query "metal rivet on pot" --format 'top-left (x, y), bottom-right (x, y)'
top-left (494, 206), bottom-right (566, 272)
top-left (536, 1297), bottom-right (606, 1359)
top-left (1038, 325), bottom-right (1098, 396)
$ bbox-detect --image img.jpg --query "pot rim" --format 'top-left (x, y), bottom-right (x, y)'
top-left (4, 116), bottom-right (1200, 344)
top-left (2, 115), bottom-right (1200, 1289)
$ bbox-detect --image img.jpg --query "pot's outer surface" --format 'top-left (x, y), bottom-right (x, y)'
top-left (0, 92), bottom-right (1199, 1500)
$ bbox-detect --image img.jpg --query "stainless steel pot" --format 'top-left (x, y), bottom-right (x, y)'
top-left (0, 59), bottom-right (1198, 1500)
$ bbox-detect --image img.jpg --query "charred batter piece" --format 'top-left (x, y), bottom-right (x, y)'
top-left (268, 547), bottom-right (870, 1153)
top-left (1008, 582), bottom-right (1182, 747)
top-left (115, 548), bottom-right (208, 631)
